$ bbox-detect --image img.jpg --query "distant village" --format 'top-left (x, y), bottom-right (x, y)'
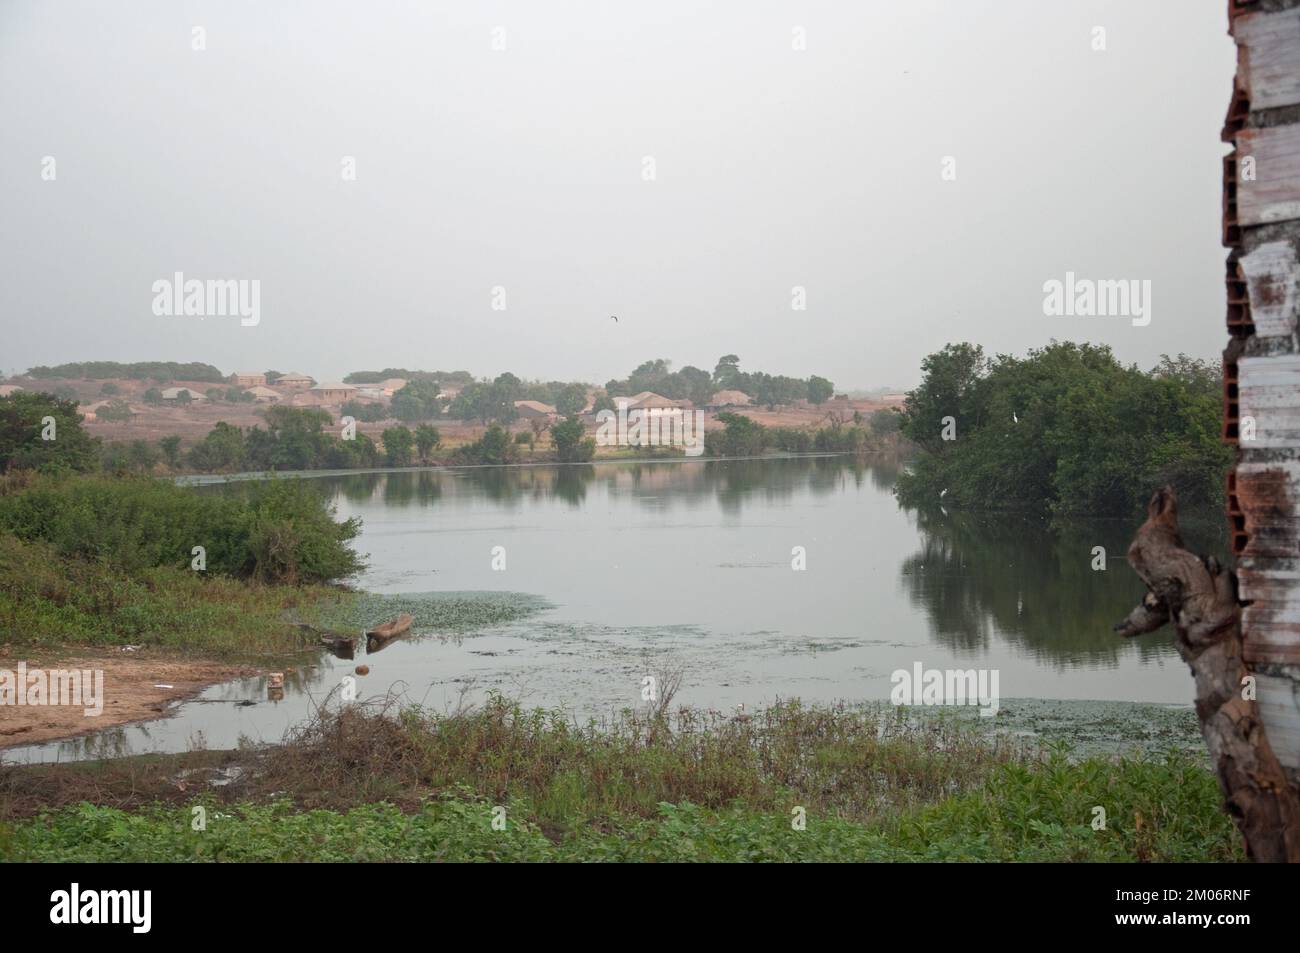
top-left (0, 366), bottom-right (904, 429)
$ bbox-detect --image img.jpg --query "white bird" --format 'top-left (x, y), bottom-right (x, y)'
top-left (1013, 412), bottom-right (1019, 423)
top-left (939, 488), bottom-right (948, 499)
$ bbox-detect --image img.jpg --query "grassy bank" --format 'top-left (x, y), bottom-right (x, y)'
top-left (0, 471), bottom-right (365, 654)
top-left (0, 699), bottom-right (1242, 862)
top-left (0, 536), bottom-right (348, 654)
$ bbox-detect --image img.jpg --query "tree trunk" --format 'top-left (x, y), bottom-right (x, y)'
top-left (1116, 485), bottom-right (1300, 861)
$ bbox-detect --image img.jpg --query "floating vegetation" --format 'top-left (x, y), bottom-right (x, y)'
top-left (324, 591), bottom-right (552, 636)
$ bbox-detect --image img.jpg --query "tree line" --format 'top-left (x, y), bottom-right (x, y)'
top-left (895, 342), bottom-right (1230, 516)
top-left (604, 356), bottom-right (834, 409)
top-left (22, 361), bottom-right (227, 382)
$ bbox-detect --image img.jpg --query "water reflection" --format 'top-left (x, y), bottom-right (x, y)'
top-left (311, 455), bottom-right (874, 514)
top-left (18, 453), bottom-right (1211, 764)
top-left (899, 505), bottom-right (1225, 665)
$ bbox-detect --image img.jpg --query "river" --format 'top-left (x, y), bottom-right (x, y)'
top-left (4, 455), bottom-right (1215, 763)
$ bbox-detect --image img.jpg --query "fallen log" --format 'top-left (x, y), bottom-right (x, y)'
top-left (1115, 485), bottom-right (1300, 862)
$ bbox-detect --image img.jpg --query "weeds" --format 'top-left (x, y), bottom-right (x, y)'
top-left (0, 697), bottom-right (1241, 862)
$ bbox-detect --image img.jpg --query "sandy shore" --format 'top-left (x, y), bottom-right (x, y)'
top-left (0, 651), bottom-right (254, 749)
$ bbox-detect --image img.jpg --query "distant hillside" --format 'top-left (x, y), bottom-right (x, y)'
top-left (24, 361), bottom-right (226, 383)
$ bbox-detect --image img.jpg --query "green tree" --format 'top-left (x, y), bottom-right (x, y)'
top-left (382, 425), bottom-right (415, 466)
top-left (555, 384), bottom-right (588, 417)
top-left (143, 388), bottom-right (164, 405)
top-left (391, 379), bottom-right (443, 422)
top-left (188, 421), bottom-right (246, 472)
top-left (551, 417), bottom-right (595, 462)
top-left (898, 343), bottom-right (988, 454)
top-left (414, 424), bottom-right (441, 463)
top-left (128, 439), bottom-right (161, 472)
top-left (341, 400), bottom-right (388, 423)
top-left (0, 393), bottom-right (100, 473)
top-left (869, 408), bottom-right (901, 436)
top-left (708, 412), bottom-right (767, 456)
top-left (250, 406), bottom-right (334, 470)
top-left (450, 375), bottom-right (521, 425)
top-left (676, 365), bottom-right (715, 406)
top-left (96, 399), bottom-right (134, 423)
top-left (159, 435), bottom-right (183, 468)
top-left (895, 342), bottom-right (1232, 516)
top-left (807, 375), bottom-right (834, 405)
top-left (713, 354), bottom-right (741, 388)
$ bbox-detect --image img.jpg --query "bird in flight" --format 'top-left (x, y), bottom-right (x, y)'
top-left (610, 315), bottom-right (619, 323)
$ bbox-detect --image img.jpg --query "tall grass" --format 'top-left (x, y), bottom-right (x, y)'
top-left (0, 531), bottom-right (352, 651)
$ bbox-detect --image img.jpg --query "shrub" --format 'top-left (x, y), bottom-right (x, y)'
top-left (454, 426), bottom-right (518, 465)
top-left (551, 418), bottom-right (595, 462)
top-left (0, 473), bottom-right (362, 584)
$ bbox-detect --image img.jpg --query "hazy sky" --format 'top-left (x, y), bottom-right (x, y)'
top-left (1, 1), bottom-right (1235, 389)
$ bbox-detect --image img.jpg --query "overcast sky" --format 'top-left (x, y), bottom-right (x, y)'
top-left (1, 0), bottom-right (1234, 389)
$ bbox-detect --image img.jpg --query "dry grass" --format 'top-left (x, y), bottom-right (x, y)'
top-left (0, 695), bottom-right (1027, 833)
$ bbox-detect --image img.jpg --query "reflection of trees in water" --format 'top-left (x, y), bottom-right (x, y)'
top-left (316, 456), bottom-right (906, 514)
top-left (899, 507), bottom-right (1224, 664)
top-left (866, 451), bottom-right (906, 491)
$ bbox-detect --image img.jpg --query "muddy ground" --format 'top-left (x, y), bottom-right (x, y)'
top-left (0, 651), bottom-right (255, 749)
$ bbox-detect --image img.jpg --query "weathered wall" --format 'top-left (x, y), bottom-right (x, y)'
top-left (1224, 0), bottom-right (1300, 780)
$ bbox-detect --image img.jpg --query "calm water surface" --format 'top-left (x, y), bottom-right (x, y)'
top-left (5, 456), bottom-right (1209, 763)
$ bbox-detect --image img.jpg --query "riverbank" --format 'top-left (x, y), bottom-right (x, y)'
top-left (0, 698), bottom-right (1240, 862)
top-left (0, 650), bottom-right (256, 748)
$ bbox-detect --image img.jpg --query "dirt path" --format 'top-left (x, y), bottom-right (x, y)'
top-left (0, 651), bottom-right (254, 749)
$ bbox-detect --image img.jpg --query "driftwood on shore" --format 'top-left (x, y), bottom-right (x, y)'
top-left (365, 613), bottom-right (415, 654)
top-left (1115, 486), bottom-right (1300, 862)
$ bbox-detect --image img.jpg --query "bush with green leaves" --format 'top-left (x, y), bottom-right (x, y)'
top-left (453, 425), bottom-right (517, 465)
top-left (813, 425), bottom-right (868, 453)
top-left (870, 408), bottom-right (901, 435)
top-left (94, 398), bottom-right (134, 422)
top-left (707, 412), bottom-right (768, 456)
top-left (0, 473), bottom-right (362, 584)
top-left (551, 417), bottom-right (595, 462)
